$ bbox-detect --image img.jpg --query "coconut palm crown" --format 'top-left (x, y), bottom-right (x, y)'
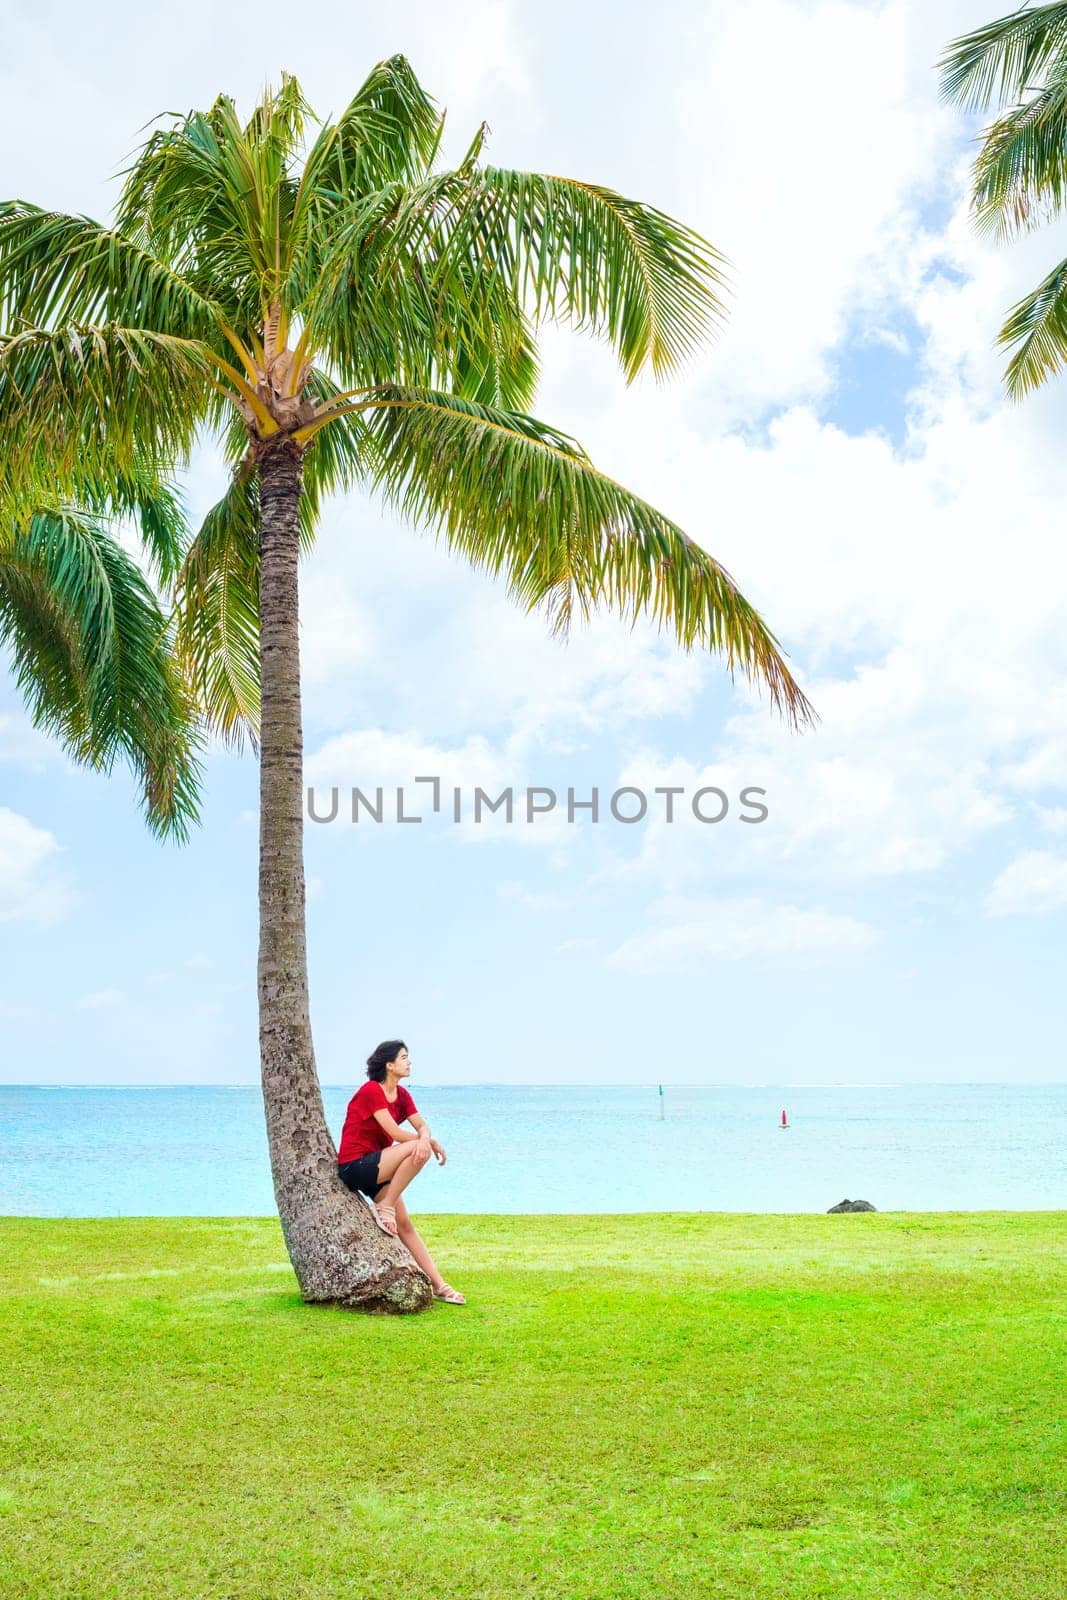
top-left (941, 1), bottom-right (1067, 395)
top-left (0, 58), bottom-right (812, 1310)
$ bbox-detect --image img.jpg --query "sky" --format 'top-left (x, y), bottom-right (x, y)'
top-left (2, 0), bottom-right (1066, 1087)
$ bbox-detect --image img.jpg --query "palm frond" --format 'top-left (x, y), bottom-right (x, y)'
top-left (362, 165), bottom-right (729, 384)
top-left (300, 369), bottom-right (379, 538)
top-left (450, 297), bottom-right (540, 410)
top-left (127, 475), bottom-right (190, 587)
top-left (0, 537), bottom-right (95, 759)
top-left (417, 224), bottom-right (542, 408)
top-left (174, 470), bottom-right (262, 749)
top-left (361, 387), bottom-right (812, 725)
top-left (291, 182), bottom-right (441, 386)
top-left (87, 521), bottom-right (204, 839)
top-left (244, 70), bottom-right (312, 153)
top-left (298, 182), bottom-right (543, 407)
top-left (939, 1), bottom-right (1067, 109)
top-left (7, 449), bottom-right (192, 589)
top-left (0, 322), bottom-right (215, 494)
top-left (295, 54), bottom-right (440, 218)
top-left (999, 253), bottom-right (1067, 392)
top-left (0, 509), bottom-right (204, 837)
top-left (117, 95), bottom-right (291, 318)
top-left (941, 6), bottom-right (1067, 398)
top-left (970, 64), bottom-right (1067, 235)
top-left (0, 202), bottom-right (221, 337)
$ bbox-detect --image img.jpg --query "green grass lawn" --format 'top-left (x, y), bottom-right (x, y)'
top-left (1, 1212), bottom-right (1064, 1599)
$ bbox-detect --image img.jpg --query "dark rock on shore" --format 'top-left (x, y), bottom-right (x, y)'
top-left (827, 1198), bottom-right (877, 1213)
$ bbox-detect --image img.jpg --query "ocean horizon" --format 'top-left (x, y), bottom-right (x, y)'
top-left (2, 1081), bottom-right (1065, 1216)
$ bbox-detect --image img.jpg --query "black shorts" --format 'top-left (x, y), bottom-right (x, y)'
top-left (338, 1152), bottom-right (387, 1198)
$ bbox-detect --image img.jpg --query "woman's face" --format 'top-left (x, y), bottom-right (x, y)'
top-left (390, 1046), bottom-right (412, 1079)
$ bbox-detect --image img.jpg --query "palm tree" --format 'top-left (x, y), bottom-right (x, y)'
top-left (0, 58), bottom-right (812, 1313)
top-left (940, 2), bottom-right (1067, 395)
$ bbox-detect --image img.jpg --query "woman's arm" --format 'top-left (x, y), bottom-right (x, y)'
top-left (409, 1112), bottom-right (446, 1166)
top-left (372, 1108), bottom-right (423, 1144)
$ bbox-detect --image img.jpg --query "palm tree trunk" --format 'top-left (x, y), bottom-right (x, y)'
top-left (256, 437), bottom-right (432, 1313)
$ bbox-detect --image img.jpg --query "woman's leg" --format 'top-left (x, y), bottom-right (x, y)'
top-left (371, 1141), bottom-right (420, 1188)
top-left (373, 1140), bottom-right (431, 1209)
top-left (393, 1197), bottom-right (445, 1292)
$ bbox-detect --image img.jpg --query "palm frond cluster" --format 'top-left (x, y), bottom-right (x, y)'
top-left (941, 2), bottom-right (1067, 394)
top-left (0, 510), bottom-right (202, 837)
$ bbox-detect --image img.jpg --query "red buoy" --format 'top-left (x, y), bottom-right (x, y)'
top-left (780, 1108), bottom-right (789, 1129)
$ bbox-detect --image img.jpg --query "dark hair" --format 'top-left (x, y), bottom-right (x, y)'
top-left (366, 1040), bottom-right (406, 1082)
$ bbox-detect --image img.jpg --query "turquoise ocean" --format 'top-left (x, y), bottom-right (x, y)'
top-left (1, 1082), bottom-right (1065, 1215)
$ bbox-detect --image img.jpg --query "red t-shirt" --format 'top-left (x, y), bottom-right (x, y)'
top-left (337, 1081), bottom-right (418, 1163)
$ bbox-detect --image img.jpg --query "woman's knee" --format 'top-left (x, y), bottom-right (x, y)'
top-left (409, 1142), bottom-right (431, 1171)
top-left (377, 1148), bottom-right (408, 1183)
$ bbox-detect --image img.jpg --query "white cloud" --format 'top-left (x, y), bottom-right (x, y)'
top-left (306, 726), bottom-right (511, 799)
top-left (299, 567), bottom-right (375, 695)
top-left (1032, 805), bottom-right (1067, 836)
top-left (605, 894), bottom-right (877, 972)
top-left (79, 988), bottom-right (125, 1009)
top-left (0, 808), bottom-right (71, 925)
top-left (498, 879), bottom-right (576, 912)
top-left (298, 492), bottom-right (708, 755)
top-left (0, 712), bottom-right (54, 770)
top-left (585, 670), bottom-right (1014, 898)
top-left (544, 370), bottom-right (1067, 890)
top-left (446, 601), bottom-right (707, 754)
top-left (985, 852), bottom-right (1067, 918)
top-left (0, 0), bottom-right (539, 215)
top-left (666, 0), bottom-right (968, 421)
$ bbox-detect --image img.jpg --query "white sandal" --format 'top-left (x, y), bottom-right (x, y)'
top-left (433, 1283), bottom-right (466, 1304)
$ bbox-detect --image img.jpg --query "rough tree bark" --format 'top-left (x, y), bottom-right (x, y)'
top-left (256, 438), bottom-right (432, 1312)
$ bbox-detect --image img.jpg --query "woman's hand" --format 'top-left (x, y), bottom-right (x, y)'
top-left (429, 1138), bottom-right (447, 1166)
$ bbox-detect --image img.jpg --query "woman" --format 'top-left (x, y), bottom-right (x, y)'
top-left (336, 1040), bottom-right (465, 1305)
